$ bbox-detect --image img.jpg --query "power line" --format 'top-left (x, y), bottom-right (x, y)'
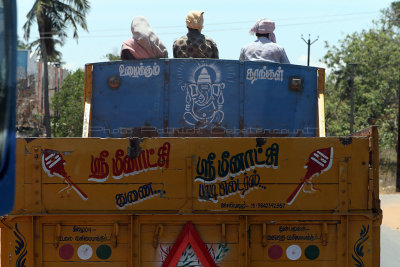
top-left (35, 10), bottom-right (380, 34)
top-left (31, 15), bottom-right (386, 40)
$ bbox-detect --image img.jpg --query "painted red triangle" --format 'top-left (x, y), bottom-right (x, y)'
top-left (162, 221), bottom-right (218, 267)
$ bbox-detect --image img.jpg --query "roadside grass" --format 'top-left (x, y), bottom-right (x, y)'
top-left (380, 148), bottom-right (396, 193)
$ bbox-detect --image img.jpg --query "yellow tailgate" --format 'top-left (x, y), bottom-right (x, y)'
top-left (13, 137), bottom-right (369, 214)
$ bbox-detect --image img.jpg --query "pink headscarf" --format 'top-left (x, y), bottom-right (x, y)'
top-left (249, 19), bottom-right (276, 43)
top-left (121, 16), bottom-right (168, 59)
top-left (121, 39), bottom-right (152, 59)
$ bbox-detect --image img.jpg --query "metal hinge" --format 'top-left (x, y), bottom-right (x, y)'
top-left (367, 167), bottom-right (374, 209)
top-left (262, 223), bottom-right (268, 247)
top-left (221, 224), bottom-right (227, 246)
top-left (321, 222), bottom-right (328, 246)
top-left (152, 224), bottom-right (164, 248)
top-left (112, 222), bottom-right (119, 248)
top-left (54, 224), bottom-right (61, 248)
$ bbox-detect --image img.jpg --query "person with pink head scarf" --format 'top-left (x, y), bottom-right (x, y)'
top-left (121, 16), bottom-right (168, 60)
top-left (239, 19), bottom-right (290, 63)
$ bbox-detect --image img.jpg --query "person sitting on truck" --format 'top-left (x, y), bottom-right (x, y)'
top-left (173, 10), bottom-right (219, 59)
top-left (121, 16), bottom-right (168, 60)
top-left (239, 19), bottom-right (290, 63)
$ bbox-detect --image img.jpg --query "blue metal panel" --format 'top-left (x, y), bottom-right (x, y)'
top-left (17, 50), bottom-right (28, 79)
top-left (0, 0), bottom-right (17, 215)
top-left (91, 60), bottom-right (165, 137)
top-left (243, 61), bottom-right (317, 136)
top-left (89, 59), bottom-right (318, 138)
top-left (168, 59), bottom-right (240, 136)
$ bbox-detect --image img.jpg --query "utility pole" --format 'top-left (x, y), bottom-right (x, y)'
top-left (397, 72), bottom-right (400, 192)
top-left (301, 34), bottom-right (319, 66)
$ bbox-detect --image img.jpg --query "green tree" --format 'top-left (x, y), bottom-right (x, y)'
top-left (51, 69), bottom-right (84, 137)
top-left (23, 0), bottom-right (90, 137)
top-left (104, 47), bottom-right (120, 61)
top-left (17, 36), bottom-right (29, 49)
top-left (323, 1), bottom-right (400, 148)
top-left (104, 52), bottom-right (120, 61)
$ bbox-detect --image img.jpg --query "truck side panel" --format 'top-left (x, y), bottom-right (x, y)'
top-left (1, 135), bottom-right (380, 266)
top-left (11, 137), bottom-right (370, 213)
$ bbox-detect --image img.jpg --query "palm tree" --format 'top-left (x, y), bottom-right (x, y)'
top-left (23, 0), bottom-right (90, 137)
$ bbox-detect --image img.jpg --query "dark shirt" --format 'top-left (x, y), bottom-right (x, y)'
top-left (121, 49), bottom-right (136, 60)
top-left (173, 28), bottom-right (219, 59)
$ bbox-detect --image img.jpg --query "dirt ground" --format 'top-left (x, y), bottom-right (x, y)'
top-left (381, 193), bottom-right (400, 230)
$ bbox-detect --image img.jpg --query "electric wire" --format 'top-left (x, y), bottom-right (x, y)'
top-left (33, 10), bottom-right (382, 35)
top-left (31, 12), bottom-right (386, 40)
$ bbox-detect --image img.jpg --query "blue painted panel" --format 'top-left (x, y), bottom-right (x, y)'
top-left (243, 61), bottom-right (317, 136)
top-left (168, 59), bottom-right (240, 136)
top-left (17, 50), bottom-right (28, 79)
top-left (89, 59), bottom-right (318, 138)
top-left (91, 60), bottom-right (165, 137)
top-left (0, 0), bottom-right (17, 215)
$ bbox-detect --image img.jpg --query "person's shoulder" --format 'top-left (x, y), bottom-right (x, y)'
top-left (122, 38), bottom-right (133, 44)
top-left (275, 43), bottom-right (288, 54)
top-left (174, 34), bottom-right (187, 41)
top-left (271, 42), bottom-right (285, 49)
top-left (242, 40), bottom-right (258, 48)
top-left (205, 35), bottom-right (217, 44)
top-left (204, 35), bottom-right (217, 46)
top-left (173, 35), bottom-right (187, 45)
top-left (263, 41), bottom-right (284, 51)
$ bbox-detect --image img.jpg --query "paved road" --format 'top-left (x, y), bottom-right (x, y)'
top-left (380, 194), bottom-right (400, 267)
top-left (381, 225), bottom-right (400, 267)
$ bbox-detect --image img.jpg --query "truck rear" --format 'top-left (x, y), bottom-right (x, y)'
top-left (1, 59), bottom-right (381, 266)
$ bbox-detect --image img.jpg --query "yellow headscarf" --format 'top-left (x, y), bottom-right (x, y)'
top-left (186, 10), bottom-right (204, 31)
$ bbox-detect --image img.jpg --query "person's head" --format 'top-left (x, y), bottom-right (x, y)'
top-left (256, 33), bottom-right (270, 39)
top-left (186, 10), bottom-right (204, 32)
top-left (131, 16), bottom-right (152, 39)
top-left (249, 19), bottom-right (276, 43)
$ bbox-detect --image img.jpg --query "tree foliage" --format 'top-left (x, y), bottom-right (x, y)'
top-left (323, 1), bottom-right (400, 148)
top-left (17, 36), bottom-right (29, 50)
top-left (23, 0), bottom-right (90, 62)
top-left (23, 0), bottom-right (90, 137)
top-left (104, 52), bottom-right (120, 61)
top-left (51, 69), bottom-right (84, 137)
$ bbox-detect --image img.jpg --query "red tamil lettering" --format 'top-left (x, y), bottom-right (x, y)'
top-left (106, 142), bottom-right (172, 180)
top-left (158, 142), bottom-right (171, 168)
top-left (89, 150), bottom-right (109, 180)
top-left (146, 148), bottom-right (159, 168)
top-left (137, 150), bottom-right (147, 170)
top-left (112, 149), bottom-right (124, 178)
top-left (123, 155), bottom-right (133, 173)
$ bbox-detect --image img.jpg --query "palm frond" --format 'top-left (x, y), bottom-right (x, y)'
top-left (22, 0), bottom-right (41, 41)
top-left (23, 0), bottom-right (90, 62)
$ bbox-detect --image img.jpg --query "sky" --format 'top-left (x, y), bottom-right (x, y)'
top-left (16, 0), bottom-right (395, 71)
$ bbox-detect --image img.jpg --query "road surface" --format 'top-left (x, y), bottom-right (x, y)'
top-left (380, 193), bottom-right (400, 267)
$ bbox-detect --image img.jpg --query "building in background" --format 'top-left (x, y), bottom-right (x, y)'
top-left (16, 49), bottom-right (68, 136)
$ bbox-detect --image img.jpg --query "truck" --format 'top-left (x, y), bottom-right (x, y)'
top-left (0, 57), bottom-right (383, 266)
top-left (0, 1), bottom-right (382, 265)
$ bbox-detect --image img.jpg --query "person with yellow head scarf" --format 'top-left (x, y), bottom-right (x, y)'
top-left (173, 10), bottom-right (219, 59)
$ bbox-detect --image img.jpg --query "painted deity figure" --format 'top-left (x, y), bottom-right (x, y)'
top-left (183, 67), bottom-right (225, 128)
